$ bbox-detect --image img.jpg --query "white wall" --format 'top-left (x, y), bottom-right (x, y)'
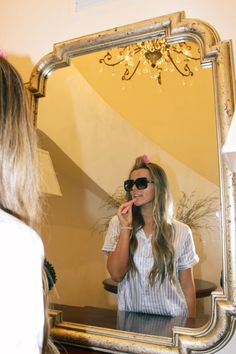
top-left (0, 0), bottom-right (235, 352)
top-left (0, 0), bottom-right (235, 81)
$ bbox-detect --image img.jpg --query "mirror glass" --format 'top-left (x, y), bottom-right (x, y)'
top-left (37, 36), bottom-right (221, 330)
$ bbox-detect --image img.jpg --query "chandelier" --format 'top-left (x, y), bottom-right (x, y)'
top-left (99, 38), bottom-right (200, 85)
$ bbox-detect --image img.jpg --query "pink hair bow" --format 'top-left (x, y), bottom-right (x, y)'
top-left (143, 154), bottom-right (150, 164)
top-left (0, 49), bottom-right (7, 60)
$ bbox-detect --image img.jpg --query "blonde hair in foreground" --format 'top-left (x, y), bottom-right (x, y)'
top-left (0, 57), bottom-right (59, 354)
top-left (0, 57), bottom-right (40, 226)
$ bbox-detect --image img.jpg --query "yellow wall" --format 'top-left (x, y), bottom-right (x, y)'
top-left (74, 45), bottom-right (218, 184)
top-left (37, 63), bottom-right (221, 313)
top-left (39, 133), bottom-right (112, 307)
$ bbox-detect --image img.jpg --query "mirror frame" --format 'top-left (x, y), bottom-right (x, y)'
top-left (27, 11), bottom-right (236, 353)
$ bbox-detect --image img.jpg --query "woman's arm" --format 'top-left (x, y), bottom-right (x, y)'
top-left (179, 267), bottom-right (196, 318)
top-left (0, 222), bottom-right (45, 353)
top-left (107, 228), bottom-right (131, 282)
top-left (107, 200), bottom-right (134, 282)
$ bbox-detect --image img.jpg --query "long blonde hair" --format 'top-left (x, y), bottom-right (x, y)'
top-left (0, 57), bottom-right (59, 353)
top-left (0, 57), bottom-right (40, 225)
top-left (127, 156), bottom-right (175, 285)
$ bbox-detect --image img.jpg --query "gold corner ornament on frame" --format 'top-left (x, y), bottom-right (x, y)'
top-left (28, 11), bottom-right (236, 354)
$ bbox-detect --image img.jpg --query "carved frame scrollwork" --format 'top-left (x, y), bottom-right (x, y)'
top-left (28, 11), bottom-right (236, 353)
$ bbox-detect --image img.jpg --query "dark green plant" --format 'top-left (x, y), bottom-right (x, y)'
top-left (44, 258), bottom-right (57, 290)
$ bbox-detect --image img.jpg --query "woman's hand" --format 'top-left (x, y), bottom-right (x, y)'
top-left (179, 268), bottom-right (196, 318)
top-left (117, 199), bottom-right (136, 227)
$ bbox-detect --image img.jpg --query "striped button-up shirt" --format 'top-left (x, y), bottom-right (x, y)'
top-left (102, 216), bottom-right (199, 317)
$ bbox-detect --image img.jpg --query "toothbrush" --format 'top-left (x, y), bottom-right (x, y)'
top-left (121, 199), bottom-right (136, 214)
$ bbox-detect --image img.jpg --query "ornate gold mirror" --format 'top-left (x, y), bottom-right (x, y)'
top-left (28, 11), bottom-right (236, 353)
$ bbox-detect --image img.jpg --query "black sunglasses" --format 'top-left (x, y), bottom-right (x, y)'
top-left (124, 177), bottom-right (154, 192)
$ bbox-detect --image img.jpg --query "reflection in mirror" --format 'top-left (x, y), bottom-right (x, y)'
top-left (29, 11), bottom-right (236, 353)
top-left (37, 37), bottom-right (221, 324)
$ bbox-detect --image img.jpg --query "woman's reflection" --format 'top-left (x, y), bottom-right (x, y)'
top-left (102, 155), bottom-right (199, 317)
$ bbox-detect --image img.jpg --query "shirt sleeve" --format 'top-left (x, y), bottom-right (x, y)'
top-left (0, 221), bottom-right (45, 354)
top-left (102, 215), bottom-right (121, 254)
top-left (177, 224), bottom-right (199, 270)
